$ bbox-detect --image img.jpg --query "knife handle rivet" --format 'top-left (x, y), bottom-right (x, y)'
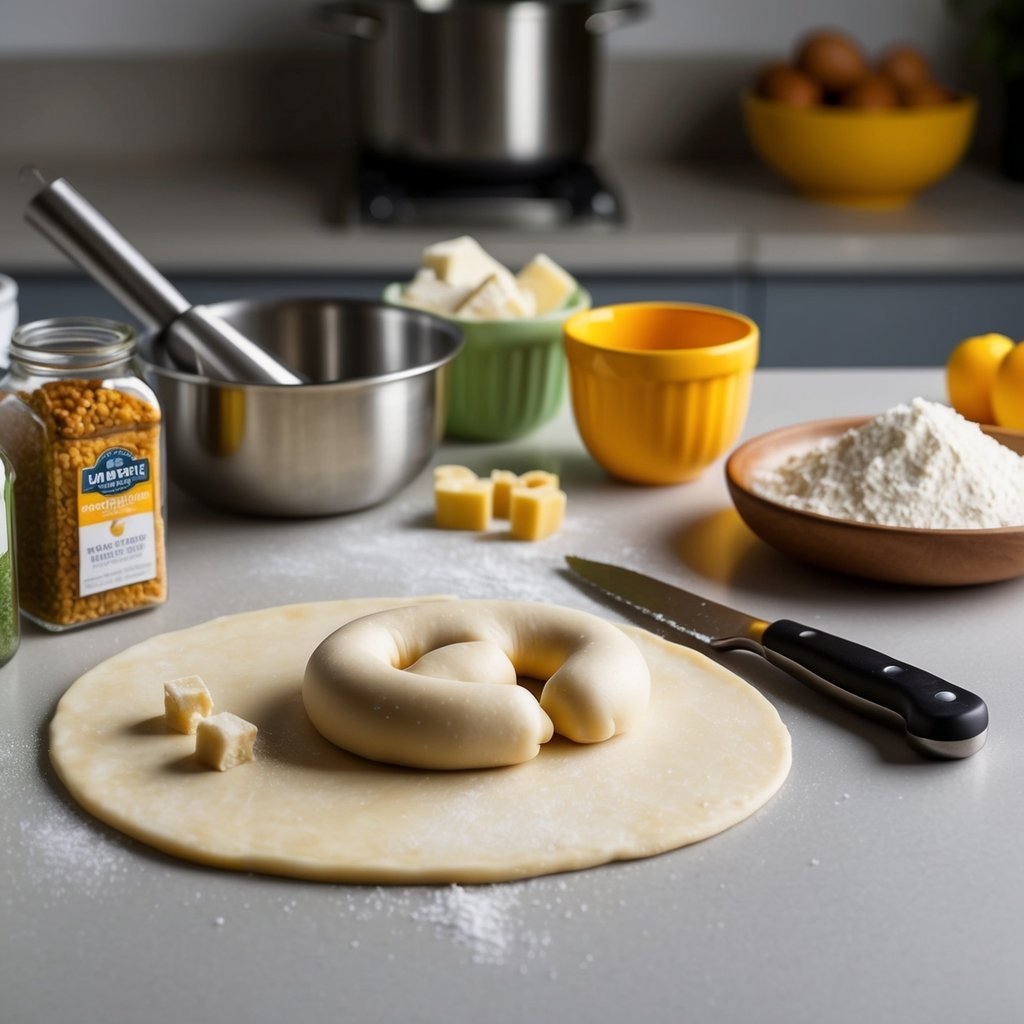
top-left (798, 629), bottom-right (817, 638)
top-left (883, 665), bottom-right (906, 676)
top-left (933, 691), bottom-right (957, 703)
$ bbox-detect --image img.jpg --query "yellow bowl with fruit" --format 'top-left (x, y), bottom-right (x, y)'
top-left (563, 302), bottom-right (759, 484)
top-left (743, 91), bottom-right (977, 209)
top-left (745, 29), bottom-right (976, 209)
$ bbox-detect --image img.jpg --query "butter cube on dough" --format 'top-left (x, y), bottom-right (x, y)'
top-left (435, 477), bottom-right (494, 531)
top-left (490, 469), bottom-right (521, 518)
top-left (195, 712), bottom-right (258, 771)
top-left (516, 254), bottom-right (577, 315)
top-left (163, 675), bottom-right (214, 735)
top-left (510, 485), bottom-right (567, 541)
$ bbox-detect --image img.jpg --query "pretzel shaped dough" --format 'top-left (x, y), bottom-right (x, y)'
top-left (302, 600), bottom-right (651, 770)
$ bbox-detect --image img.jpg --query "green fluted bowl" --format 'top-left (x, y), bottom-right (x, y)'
top-left (383, 284), bottom-right (591, 441)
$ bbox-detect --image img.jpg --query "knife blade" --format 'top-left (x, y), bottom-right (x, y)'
top-left (565, 555), bottom-right (988, 760)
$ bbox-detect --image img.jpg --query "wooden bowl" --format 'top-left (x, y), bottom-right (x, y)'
top-left (726, 417), bottom-right (1024, 586)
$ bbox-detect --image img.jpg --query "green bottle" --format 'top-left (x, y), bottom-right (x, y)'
top-left (0, 446), bottom-right (19, 666)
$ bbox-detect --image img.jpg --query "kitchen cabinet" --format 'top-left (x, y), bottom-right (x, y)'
top-left (580, 274), bottom-right (746, 313)
top-left (15, 271), bottom-right (1024, 367)
top-left (13, 273), bottom-right (746, 323)
top-left (752, 274), bottom-right (1024, 367)
top-left (590, 273), bottom-right (1024, 366)
top-left (12, 273), bottom-right (392, 323)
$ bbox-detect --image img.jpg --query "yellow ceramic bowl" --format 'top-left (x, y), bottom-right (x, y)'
top-left (563, 303), bottom-right (759, 484)
top-left (742, 92), bottom-right (977, 209)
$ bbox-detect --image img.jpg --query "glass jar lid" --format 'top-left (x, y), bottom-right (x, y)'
top-left (10, 317), bottom-right (136, 375)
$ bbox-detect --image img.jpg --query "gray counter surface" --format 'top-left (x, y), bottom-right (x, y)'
top-left (2, 367), bottom-right (1022, 1024)
top-left (2, 159), bottom-right (1024, 276)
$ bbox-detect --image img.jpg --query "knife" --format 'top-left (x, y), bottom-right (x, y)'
top-left (565, 556), bottom-right (988, 759)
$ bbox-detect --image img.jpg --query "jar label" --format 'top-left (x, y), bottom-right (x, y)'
top-left (77, 446), bottom-right (157, 598)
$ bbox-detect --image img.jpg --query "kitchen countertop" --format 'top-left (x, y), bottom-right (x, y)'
top-left (2, 158), bottom-right (1024, 276)
top-left (2, 366), bottom-right (1022, 1024)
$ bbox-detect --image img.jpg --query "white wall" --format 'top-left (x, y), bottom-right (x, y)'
top-left (0, 0), bottom-right (960, 59)
top-left (616, 0), bottom-right (958, 57)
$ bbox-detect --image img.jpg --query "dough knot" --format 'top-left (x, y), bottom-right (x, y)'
top-left (302, 600), bottom-right (651, 770)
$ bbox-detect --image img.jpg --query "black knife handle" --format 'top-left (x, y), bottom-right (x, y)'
top-left (760, 619), bottom-right (989, 757)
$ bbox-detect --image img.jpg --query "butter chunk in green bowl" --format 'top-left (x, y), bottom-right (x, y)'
top-left (382, 284), bottom-right (591, 441)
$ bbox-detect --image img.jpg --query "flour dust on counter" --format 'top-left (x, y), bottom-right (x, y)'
top-left (321, 867), bottom-right (649, 974)
top-left (412, 885), bottom-right (534, 966)
top-left (244, 493), bottom-right (609, 604)
top-left (195, 869), bottom-right (631, 973)
top-left (343, 883), bottom-right (553, 968)
top-left (0, 726), bottom-right (133, 905)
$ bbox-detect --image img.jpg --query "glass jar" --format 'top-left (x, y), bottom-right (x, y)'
top-left (0, 446), bottom-right (19, 663)
top-left (0, 317), bottom-right (167, 631)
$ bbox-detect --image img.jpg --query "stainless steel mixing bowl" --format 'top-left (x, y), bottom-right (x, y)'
top-left (136, 297), bottom-right (463, 517)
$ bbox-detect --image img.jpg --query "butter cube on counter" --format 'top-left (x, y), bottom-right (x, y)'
top-left (518, 469), bottom-right (560, 492)
top-left (434, 464), bottom-right (479, 484)
top-left (516, 254), bottom-right (578, 315)
top-left (510, 484), bottom-right (567, 541)
top-left (433, 464), bottom-right (565, 538)
top-left (490, 469), bottom-right (522, 518)
top-left (164, 675), bottom-right (214, 735)
top-left (435, 476), bottom-right (494, 531)
top-left (195, 711), bottom-right (258, 771)
top-left (490, 469), bottom-right (560, 518)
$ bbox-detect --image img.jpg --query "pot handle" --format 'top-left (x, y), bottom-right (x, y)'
top-left (310, 1), bottom-right (383, 42)
top-left (585, 0), bottom-right (648, 34)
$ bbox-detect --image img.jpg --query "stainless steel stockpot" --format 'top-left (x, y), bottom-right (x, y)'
top-left (314, 0), bottom-right (646, 173)
top-left (136, 298), bottom-right (462, 518)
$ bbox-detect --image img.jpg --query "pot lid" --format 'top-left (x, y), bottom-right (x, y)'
top-left (315, 0), bottom-right (646, 34)
top-left (372, 1), bottom-right (604, 8)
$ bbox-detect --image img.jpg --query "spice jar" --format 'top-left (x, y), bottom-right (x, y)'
top-left (0, 446), bottom-right (19, 663)
top-left (0, 317), bottom-right (167, 631)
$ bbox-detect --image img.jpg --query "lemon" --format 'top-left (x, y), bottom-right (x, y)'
top-left (991, 341), bottom-right (1024, 429)
top-left (946, 333), bottom-right (1015, 423)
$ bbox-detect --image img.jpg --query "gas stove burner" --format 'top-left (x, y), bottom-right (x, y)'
top-left (355, 155), bottom-right (623, 228)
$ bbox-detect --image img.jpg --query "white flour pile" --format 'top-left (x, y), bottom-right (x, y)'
top-left (412, 885), bottom-right (524, 965)
top-left (752, 398), bottom-right (1024, 529)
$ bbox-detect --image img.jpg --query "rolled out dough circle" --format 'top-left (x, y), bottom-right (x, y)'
top-left (49, 598), bottom-right (791, 884)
